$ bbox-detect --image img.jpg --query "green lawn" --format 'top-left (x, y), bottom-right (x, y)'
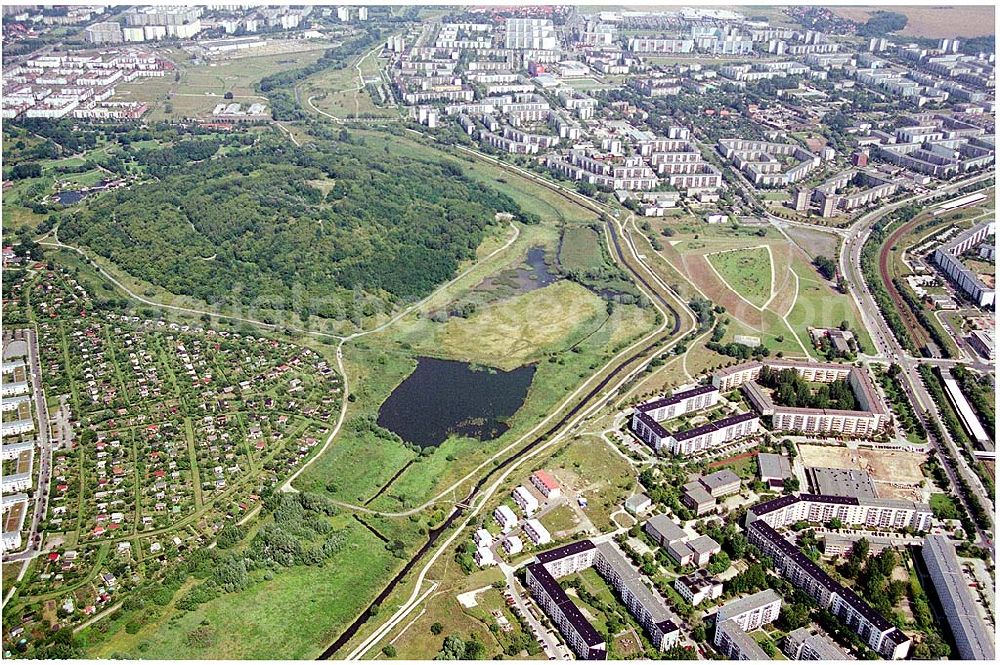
top-left (786, 256), bottom-right (874, 353)
top-left (558, 225), bottom-right (604, 273)
top-left (929, 493), bottom-right (961, 520)
top-left (708, 247), bottom-right (772, 308)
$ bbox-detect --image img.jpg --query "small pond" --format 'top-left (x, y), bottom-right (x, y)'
top-left (376, 356), bottom-right (536, 448)
top-left (475, 246), bottom-right (559, 295)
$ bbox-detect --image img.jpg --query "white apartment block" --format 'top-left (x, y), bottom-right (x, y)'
top-left (512, 486), bottom-right (539, 515)
top-left (746, 493), bottom-right (933, 533)
top-left (524, 518), bottom-right (551, 546)
top-left (505, 18), bottom-right (556, 50)
top-left (494, 504), bottom-right (518, 532)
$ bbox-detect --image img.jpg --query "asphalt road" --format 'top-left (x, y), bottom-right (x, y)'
top-left (838, 172), bottom-right (995, 548)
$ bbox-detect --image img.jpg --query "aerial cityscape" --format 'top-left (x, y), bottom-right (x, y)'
top-left (0, 2), bottom-right (997, 661)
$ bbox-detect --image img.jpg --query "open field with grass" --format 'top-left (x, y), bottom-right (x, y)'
top-left (365, 565), bottom-right (505, 660)
top-left (782, 225), bottom-right (841, 260)
top-left (559, 225), bottom-right (605, 274)
top-left (786, 254), bottom-right (874, 353)
top-left (112, 47), bottom-right (331, 121)
top-left (430, 281), bottom-right (607, 370)
top-left (85, 520), bottom-right (402, 659)
top-left (831, 6), bottom-right (995, 38)
top-left (301, 47), bottom-right (398, 120)
top-left (707, 246), bottom-right (773, 309)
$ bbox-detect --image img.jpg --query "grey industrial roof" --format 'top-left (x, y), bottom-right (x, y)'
top-left (757, 452), bottom-right (792, 480)
top-left (683, 482), bottom-right (714, 506)
top-left (921, 535), bottom-right (996, 660)
top-left (808, 466), bottom-right (878, 499)
top-left (701, 469), bottom-right (740, 491)
top-left (644, 514), bottom-right (687, 543)
top-left (688, 535), bottom-right (720, 556)
top-left (625, 493), bottom-right (651, 510)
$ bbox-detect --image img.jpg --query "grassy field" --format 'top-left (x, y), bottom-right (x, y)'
top-left (85, 519), bottom-right (401, 659)
top-left (786, 255), bottom-right (873, 353)
top-left (707, 246), bottom-right (773, 308)
top-left (831, 6), bottom-right (995, 38)
top-left (430, 281), bottom-right (607, 370)
top-left (559, 225), bottom-right (605, 274)
top-left (302, 47), bottom-right (397, 120)
top-left (112, 47), bottom-right (331, 121)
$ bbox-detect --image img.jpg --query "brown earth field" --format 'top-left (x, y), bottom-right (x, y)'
top-left (832, 6), bottom-right (996, 38)
top-left (676, 250), bottom-right (766, 329)
top-left (798, 444), bottom-right (926, 484)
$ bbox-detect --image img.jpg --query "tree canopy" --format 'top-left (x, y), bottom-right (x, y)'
top-left (60, 139), bottom-right (524, 320)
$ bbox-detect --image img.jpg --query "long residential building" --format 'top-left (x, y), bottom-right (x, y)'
top-left (920, 535), bottom-right (995, 660)
top-left (526, 540), bottom-right (680, 658)
top-left (745, 493), bottom-right (932, 533)
top-left (629, 385), bottom-right (720, 449)
top-left (547, 150), bottom-right (659, 191)
top-left (932, 220), bottom-right (996, 307)
top-left (747, 520), bottom-right (911, 659)
top-left (714, 360), bottom-right (889, 436)
top-left (717, 138), bottom-right (820, 187)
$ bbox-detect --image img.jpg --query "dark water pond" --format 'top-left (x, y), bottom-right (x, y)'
top-left (476, 246), bottom-right (558, 295)
top-left (55, 190), bottom-right (87, 205)
top-left (54, 181), bottom-right (110, 205)
top-left (376, 357), bottom-right (536, 448)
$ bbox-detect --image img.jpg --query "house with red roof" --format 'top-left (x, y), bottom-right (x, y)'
top-left (530, 470), bottom-right (561, 499)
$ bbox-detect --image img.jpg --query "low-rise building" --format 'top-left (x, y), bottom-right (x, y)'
top-left (624, 493), bottom-right (652, 515)
top-left (674, 570), bottom-right (723, 606)
top-left (512, 486), bottom-right (539, 515)
top-left (644, 515), bottom-right (721, 567)
top-left (531, 470), bottom-right (561, 499)
top-left (757, 452), bottom-right (792, 488)
top-left (494, 505), bottom-right (518, 532)
top-left (524, 518), bottom-right (551, 546)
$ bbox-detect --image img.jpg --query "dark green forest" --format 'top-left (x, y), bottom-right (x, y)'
top-left (59, 139), bottom-right (524, 320)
